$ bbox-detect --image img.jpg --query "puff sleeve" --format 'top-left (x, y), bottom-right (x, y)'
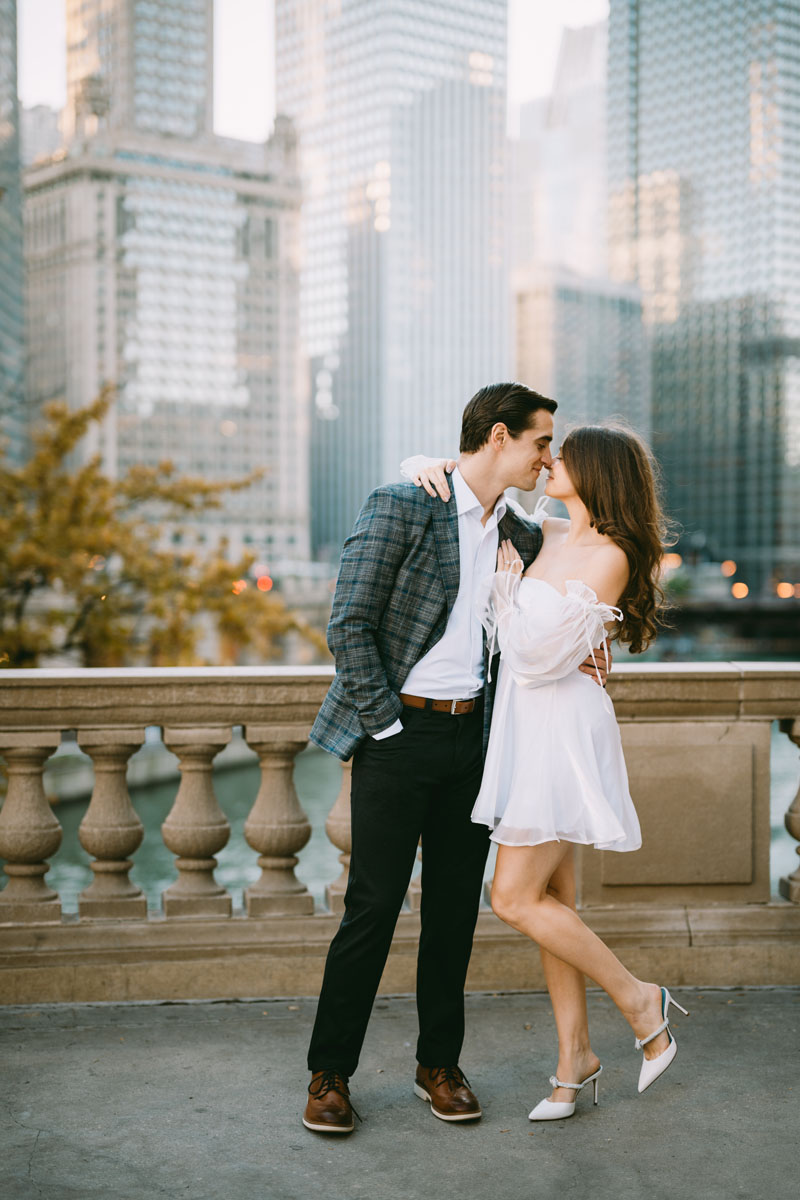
top-left (480, 573), bottom-right (622, 689)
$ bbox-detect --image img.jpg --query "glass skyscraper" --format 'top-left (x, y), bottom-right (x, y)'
top-left (516, 266), bottom-right (650, 440)
top-left (0, 0), bottom-right (24, 463)
top-left (275, 0), bottom-right (510, 558)
top-left (608, 0), bottom-right (800, 594)
top-left (63, 0), bottom-right (214, 142)
top-left (512, 19), bottom-right (649, 459)
top-left (25, 1), bottom-right (308, 562)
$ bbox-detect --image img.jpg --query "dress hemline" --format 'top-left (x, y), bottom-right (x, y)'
top-left (471, 818), bottom-right (641, 853)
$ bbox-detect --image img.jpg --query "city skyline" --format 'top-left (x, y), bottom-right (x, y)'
top-left (18, 0), bottom-right (610, 137)
top-left (608, 0), bottom-right (800, 595)
top-left (276, 0), bottom-right (513, 557)
top-left (24, 0), bottom-right (310, 565)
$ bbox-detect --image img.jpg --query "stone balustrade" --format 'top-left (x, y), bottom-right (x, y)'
top-left (1, 664), bottom-right (799, 1003)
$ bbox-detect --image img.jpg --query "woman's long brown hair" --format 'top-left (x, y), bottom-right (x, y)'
top-left (560, 423), bottom-right (672, 653)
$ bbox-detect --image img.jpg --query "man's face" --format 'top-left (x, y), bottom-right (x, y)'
top-left (496, 409), bottom-right (554, 491)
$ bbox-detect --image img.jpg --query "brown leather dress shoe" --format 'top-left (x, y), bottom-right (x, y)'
top-left (414, 1064), bottom-right (482, 1122)
top-left (303, 1069), bottom-right (357, 1134)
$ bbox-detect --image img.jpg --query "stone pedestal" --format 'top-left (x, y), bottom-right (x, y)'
top-left (161, 728), bottom-right (232, 918)
top-left (0, 733), bottom-right (63, 923)
top-left (242, 725), bottom-right (313, 916)
top-left (78, 729), bottom-right (147, 919)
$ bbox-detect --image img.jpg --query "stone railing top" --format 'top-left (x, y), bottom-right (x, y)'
top-left (0, 663), bottom-right (799, 730)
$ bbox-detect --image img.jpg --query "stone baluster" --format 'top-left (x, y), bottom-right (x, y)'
top-left (161, 728), bottom-right (232, 917)
top-left (0, 732), bottom-right (63, 922)
top-left (779, 718), bottom-right (800, 903)
top-left (77, 729), bottom-right (147, 919)
top-left (325, 759), bottom-right (352, 914)
top-left (242, 725), bottom-right (313, 916)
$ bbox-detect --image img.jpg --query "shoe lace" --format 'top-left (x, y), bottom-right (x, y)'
top-left (429, 1065), bottom-right (471, 1092)
top-left (309, 1070), bottom-right (363, 1122)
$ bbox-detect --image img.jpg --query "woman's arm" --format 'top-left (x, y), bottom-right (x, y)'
top-left (400, 454), bottom-right (457, 500)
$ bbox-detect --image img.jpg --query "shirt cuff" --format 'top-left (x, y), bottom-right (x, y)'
top-left (372, 719), bottom-right (404, 740)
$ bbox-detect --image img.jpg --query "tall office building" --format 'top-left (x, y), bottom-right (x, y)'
top-left (608, 0), bottom-right (800, 593)
top-left (511, 19), bottom-right (648, 454)
top-left (275, 0), bottom-right (510, 557)
top-left (24, 1), bottom-right (308, 562)
top-left (512, 21), bottom-right (608, 281)
top-left (21, 104), bottom-right (62, 166)
top-left (0, 0), bottom-right (25, 463)
top-left (63, 0), bottom-right (214, 142)
top-left (516, 266), bottom-right (649, 438)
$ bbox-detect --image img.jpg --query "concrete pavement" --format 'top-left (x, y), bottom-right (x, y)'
top-left (2, 988), bottom-right (797, 1200)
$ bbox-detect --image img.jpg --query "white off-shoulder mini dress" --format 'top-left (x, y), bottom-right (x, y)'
top-left (471, 523), bottom-right (642, 852)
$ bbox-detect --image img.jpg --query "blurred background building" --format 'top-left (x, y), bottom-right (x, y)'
top-left (275, 0), bottom-right (511, 558)
top-left (512, 20), bottom-right (608, 281)
top-left (510, 16), bottom-right (650, 439)
top-left (608, 0), bottom-right (800, 599)
top-left (516, 266), bottom-right (649, 435)
top-left (0, 0), bottom-right (25, 464)
top-left (23, 0), bottom-right (309, 563)
top-left (20, 101), bottom-right (60, 165)
top-left (5, 0), bottom-right (800, 658)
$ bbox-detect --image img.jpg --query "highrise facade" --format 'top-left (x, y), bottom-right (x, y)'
top-left (516, 266), bottom-right (649, 438)
top-left (275, 0), bottom-right (510, 558)
top-left (21, 104), bottom-right (62, 166)
top-left (608, 0), bottom-right (800, 594)
top-left (511, 19), bottom-right (649, 455)
top-left (0, 0), bottom-right (25, 463)
top-left (24, 1), bottom-right (308, 562)
top-left (63, 0), bottom-right (214, 142)
top-left (512, 21), bottom-right (608, 281)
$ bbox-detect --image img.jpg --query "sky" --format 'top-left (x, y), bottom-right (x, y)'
top-left (18, 0), bottom-right (609, 141)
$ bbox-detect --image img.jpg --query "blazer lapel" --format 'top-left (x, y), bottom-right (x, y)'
top-left (431, 477), bottom-right (461, 616)
top-left (498, 507), bottom-right (541, 568)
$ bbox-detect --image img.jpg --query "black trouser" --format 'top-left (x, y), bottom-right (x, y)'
top-left (307, 704), bottom-right (490, 1078)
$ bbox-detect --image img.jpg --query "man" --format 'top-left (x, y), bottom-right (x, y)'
top-left (304, 381), bottom-right (601, 1134)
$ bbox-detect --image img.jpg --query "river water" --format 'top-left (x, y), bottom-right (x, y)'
top-left (3, 727), bottom-right (798, 912)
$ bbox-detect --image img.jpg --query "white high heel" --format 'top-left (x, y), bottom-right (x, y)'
top-left (636, 987), bottom-right (689, 1094)
top-left (528, 1065), bottom-right (603, 1121)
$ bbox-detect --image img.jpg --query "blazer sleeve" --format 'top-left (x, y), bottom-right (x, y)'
top-left (326, 487), bottom-right (408, 734)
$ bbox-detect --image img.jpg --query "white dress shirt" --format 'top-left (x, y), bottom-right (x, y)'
top-left (373, 467), bottom-right (506, 739)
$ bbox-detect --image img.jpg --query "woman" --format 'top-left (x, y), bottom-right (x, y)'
top-left (402, 423), bottom-right (687, 1120)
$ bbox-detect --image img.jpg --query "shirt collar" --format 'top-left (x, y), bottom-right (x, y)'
top-left (452, 466), bottom-right (507, 522)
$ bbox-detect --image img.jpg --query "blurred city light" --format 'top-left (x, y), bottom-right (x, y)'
top-left (232, 580), bottom-right (247, 595)
top-left (721, 561), bottom-right (737, 578)
top-left (663, 552), bottom-right (682, 570)
top-left (256, 575), bottom-right (273, 592)
top-left (776, 582), bottom-right (794, 599)
top-left (731, 583), bottom-right (749, 599)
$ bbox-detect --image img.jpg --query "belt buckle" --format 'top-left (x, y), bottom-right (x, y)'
top-left (451, 698), bottom-right (460, 715)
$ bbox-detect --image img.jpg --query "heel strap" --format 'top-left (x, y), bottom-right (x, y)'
top-left (549, 1067), bottom-right (601, 1091)
top-left (549, 1074), bottom-right (585, 1090)
top-left (634, 1017), bottom-right (669, 1050)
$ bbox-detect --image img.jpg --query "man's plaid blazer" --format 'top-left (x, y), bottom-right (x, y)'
top-left (309, 475), bottom-right (543, 761)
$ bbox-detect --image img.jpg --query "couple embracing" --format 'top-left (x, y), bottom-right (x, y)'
top-left (303, 382), bottom-right (687, 1134)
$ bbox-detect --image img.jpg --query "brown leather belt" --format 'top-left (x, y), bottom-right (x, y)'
top-left (399, 692), bottom-right (481, 715)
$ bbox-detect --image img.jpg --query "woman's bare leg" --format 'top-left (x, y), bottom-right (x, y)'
top-left (539, 848), bottom-right (601, 1101)
top-left (491, 841), bottom-right (670, 1060)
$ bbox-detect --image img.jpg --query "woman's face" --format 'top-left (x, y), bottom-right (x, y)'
top-left (543, 452), bottom-right (577, 501)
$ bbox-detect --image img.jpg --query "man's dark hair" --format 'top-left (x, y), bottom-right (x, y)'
top-left (459, 382), bottom-right (557, 454)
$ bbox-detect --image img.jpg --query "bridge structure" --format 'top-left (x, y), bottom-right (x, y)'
top-left (0, 664), bottom-right (799, 1003)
